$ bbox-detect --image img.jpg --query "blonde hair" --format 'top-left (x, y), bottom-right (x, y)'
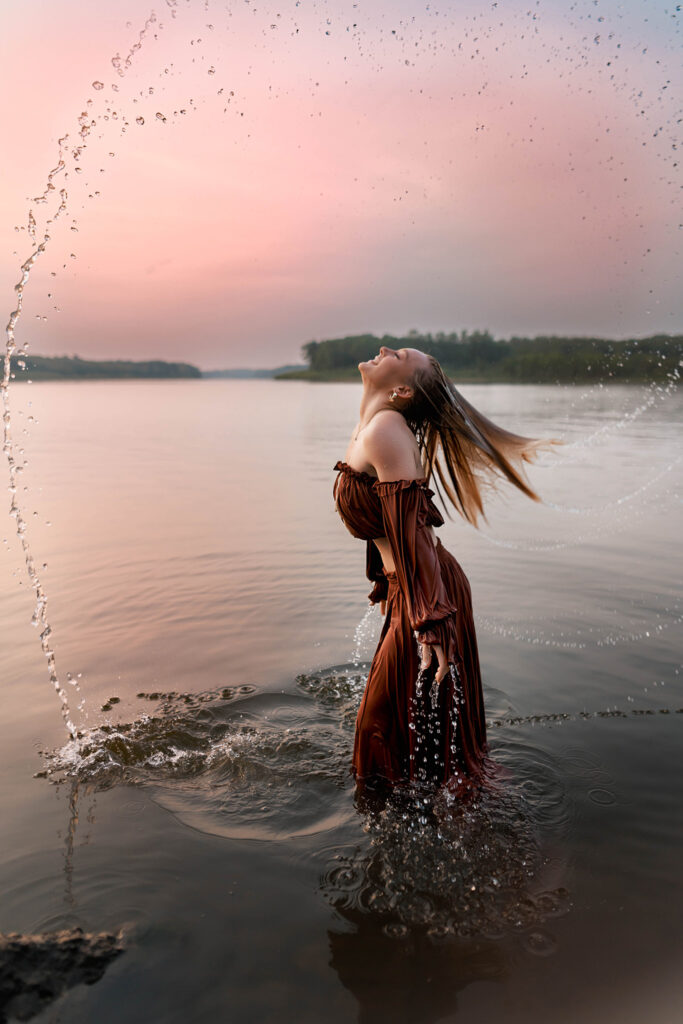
top-left (402, 355), bottom-right (563, 527)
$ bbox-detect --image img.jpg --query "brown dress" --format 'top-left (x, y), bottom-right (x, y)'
top-left (333, 460), bottom-right (491, 798)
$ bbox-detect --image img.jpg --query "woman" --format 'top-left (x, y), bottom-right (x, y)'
top-left (333, 345), bottom-right (561, 805)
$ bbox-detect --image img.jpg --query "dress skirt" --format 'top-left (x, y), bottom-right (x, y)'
top-left (351, 536), bottom-right (491, 798)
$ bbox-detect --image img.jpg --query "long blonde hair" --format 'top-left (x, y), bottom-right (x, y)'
top-left (401, 356), bottom-right (563, 527)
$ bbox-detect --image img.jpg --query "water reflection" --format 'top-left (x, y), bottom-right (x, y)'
top-left (31, 656), bottom-right (683, 1021)
top-left (40, 667), bottom-right (573, 931)
top-left (327, 910), bottom-right (508, 1024)
top-left (0, 1), bottom-right (680, 1019)
top-left (319, 757), bottom-right (573, 1021)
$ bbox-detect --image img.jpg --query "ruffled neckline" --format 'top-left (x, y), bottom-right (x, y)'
top-left (333, 460), bottom-right (429, 487)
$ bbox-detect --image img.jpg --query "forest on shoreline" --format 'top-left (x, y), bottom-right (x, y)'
top-left (6, 331), bottom-right (681, 383)
top-left (275, 331), bottom-right (682, 384)
top-left (6, 355), bottom-right (202, 382)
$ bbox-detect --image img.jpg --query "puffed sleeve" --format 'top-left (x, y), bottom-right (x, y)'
top-left (366, 539), bottom-right (389, 605)
top-left (374, 479), bottom-right (459, 664)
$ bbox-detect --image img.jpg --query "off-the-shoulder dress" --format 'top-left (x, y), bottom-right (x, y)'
top-left (333, 460), bottom-right (491, 798)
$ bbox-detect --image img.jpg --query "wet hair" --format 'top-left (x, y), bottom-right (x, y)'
top-left (400, 355), bottom-right (564, 527)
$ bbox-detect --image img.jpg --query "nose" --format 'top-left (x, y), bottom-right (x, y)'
top-left (379, 346), bottom-right (393, 357)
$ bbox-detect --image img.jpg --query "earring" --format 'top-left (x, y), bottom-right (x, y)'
top-left (390, 391), bottom-right (398, 401)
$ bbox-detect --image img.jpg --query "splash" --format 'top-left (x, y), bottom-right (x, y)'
top-left (36, 666), bottom-right (680, 848)
top-left (350, 603), bottom-right (381, 666)
top-left (2, 163), bottom-right (75, 735)
top-left (478, 594), bottom-right (683, 651)
top-left (561, 367), bottom-right (681, 453)
top-left (543, 453), bottom-right (682, 517)
top-left (2, 15), bottom-right (161, 737)
top-left (409, 650), bottom-right (466, 787)
top-left (320, 763), bottom-right (572, 945)
top-left (37, 681), bottom-right (359, 841)
top-left (5, 0), bottom-right (680, 747)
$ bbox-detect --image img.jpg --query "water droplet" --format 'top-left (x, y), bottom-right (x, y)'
top-left (520, 928), bottom-right (558, 957)
top-left (588, 788), bottom-right (616, 805)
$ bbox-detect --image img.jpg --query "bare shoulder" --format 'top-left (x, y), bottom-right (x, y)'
top-left (363, 410), bottom-right (422, 481)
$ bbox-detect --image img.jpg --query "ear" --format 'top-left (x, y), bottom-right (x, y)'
top-left (395, 383), bottom-right (414, 400)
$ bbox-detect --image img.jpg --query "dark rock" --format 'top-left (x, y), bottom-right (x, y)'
top-left (0, 926), bottom-right (125, 1021)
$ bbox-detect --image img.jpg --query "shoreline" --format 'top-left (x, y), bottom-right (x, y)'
top-left (5, 373), bottom-right (661, 385)
top-left (272, 370), bottom-right (665, 385)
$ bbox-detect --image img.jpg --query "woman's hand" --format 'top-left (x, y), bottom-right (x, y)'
top-left (419, 642), bottom-right (449, 683)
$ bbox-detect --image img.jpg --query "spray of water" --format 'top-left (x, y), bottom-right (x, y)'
top-left (2, 165), bottom-right (76, 735)
top-left (4, 0), bottom-right (680, 744)
top-left (478, 596), bottom-right (683, 651)
top-left (350, 603), bottom-right (381, 667)
top-left (2, 15), bottom-right (161, 737)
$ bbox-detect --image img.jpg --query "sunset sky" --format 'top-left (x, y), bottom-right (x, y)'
top-left (0, 0), bottom-right (680, 369)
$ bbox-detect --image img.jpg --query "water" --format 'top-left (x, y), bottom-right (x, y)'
top-left (2, 0), bottom-right (681, 1017)
top-left (0, 379), bottom-right (681, 1022)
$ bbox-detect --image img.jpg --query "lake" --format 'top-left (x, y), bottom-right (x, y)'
top-left (0, 378), bottom-right (681, 1023)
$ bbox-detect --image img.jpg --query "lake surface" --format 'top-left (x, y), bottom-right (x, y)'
top-left (0, 379), bottom-right (681, 1023)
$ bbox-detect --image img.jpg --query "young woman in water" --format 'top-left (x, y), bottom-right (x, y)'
top-left (333, 346), bottom-right (560, 805)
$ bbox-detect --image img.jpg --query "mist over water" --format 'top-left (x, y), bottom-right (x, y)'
top-left (1, 1), bottom-right (681, 1022)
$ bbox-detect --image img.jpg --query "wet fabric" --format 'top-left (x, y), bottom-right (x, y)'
top-left (333, 460), bottom-right (490, 795)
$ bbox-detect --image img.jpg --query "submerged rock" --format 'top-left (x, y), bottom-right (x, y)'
top-left (0, 926), bottom-right (125, 1022)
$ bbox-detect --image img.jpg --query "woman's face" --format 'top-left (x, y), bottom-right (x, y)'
top-left (359, 346), bottom-right (431, 389)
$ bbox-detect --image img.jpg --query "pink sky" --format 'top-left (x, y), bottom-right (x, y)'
top-left (0, 0), bottom-right (679, 369)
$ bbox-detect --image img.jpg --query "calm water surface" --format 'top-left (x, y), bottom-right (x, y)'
top-left (0, 379), bottom-right (681, 1023)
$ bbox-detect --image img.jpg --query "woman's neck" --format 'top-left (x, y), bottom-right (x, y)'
top-left (357, 389), bottom-right (392, 431)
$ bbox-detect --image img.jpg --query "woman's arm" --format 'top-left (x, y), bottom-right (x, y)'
top-left (362, 413), bottom-right (458, 683)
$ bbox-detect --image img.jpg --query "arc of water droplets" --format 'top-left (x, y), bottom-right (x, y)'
top-left (469, 368), bottom-right (681, 552)
top-left (560, 367), bottom-right (680, 453)
top-left (2, 159), bottom-right (76, 737)
top-left (2, 13), bottom-right (160, 738)
top-left (111, 11), bottom-right (158, 77)
top-left (477, 604), bottom-right (683, 650)
top-left (475, 471), bottom-right (681, 552)
top-left (351, 590), bottom-right (682, 657)
top-left (487, 704), bottom-right (683, 729)
top-left (543, 454), bottom-right (682, 516)
top-left (332, 659), bottom-right (682, 738)
top-left (350, 603), bottom-right (381, 666)
top-left (528, 368), bottom-right (680, 476)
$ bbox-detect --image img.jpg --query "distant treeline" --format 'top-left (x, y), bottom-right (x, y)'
top-left (9, 355), bottom-right (202, 381)
top-left (203, 363), bottom-right (307, 378)
top-left (275, 331), bottom-right (683, 383)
